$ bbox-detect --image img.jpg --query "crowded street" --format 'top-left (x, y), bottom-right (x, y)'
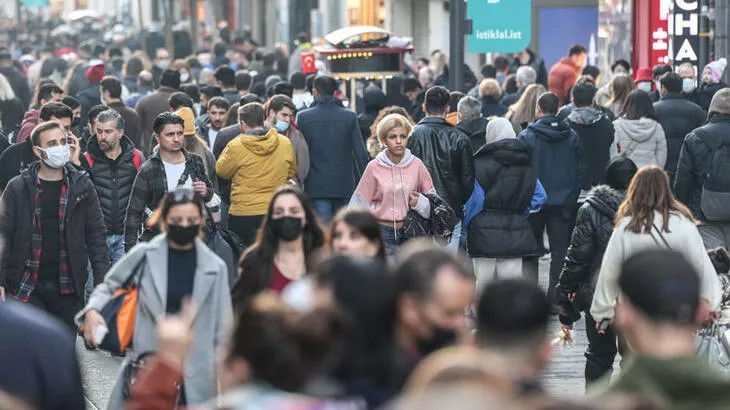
top-left (3, 0), bottom-right (730, 409)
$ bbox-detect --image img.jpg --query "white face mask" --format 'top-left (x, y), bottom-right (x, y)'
top-left (180, 72), bottom-right (190, 83)
top-left (637, 81), bottom-right (652, 93)
top-left (654, 80), bottom-right (662, 91)
top-left (156, 59), bottom-right (171, 70)
top-left (682, 78), bottom-right (697, 93)
top-left (38, 145), bottom-right (70, 168)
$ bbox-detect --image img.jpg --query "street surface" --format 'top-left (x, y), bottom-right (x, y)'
top-left (77, 255), bottom-right (605, 408)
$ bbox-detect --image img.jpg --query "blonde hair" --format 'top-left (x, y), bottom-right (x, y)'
top-left (478, 78), bottom-right (501, 99)
top-left (376, 113), bottom-right (413, 144)
top-left (507, 83), bottom-right (547, 133)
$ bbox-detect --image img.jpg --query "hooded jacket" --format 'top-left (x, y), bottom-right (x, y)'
top-left (653, 92), bottom-right (706, 179)
top-left (556, 184), bottom-right (625, 316)
top-left (611, 117), bottom-right (667, 169)
top-left (350, 149), bottom-right (434, 224)
top-left (14, 108), bottom-right (39, 144)
top-left (216, 127), bottom-right (296, 216)
top-left (466, 139), bottom-right (542, 258)
top-left (518, 116), bottom-right (586, 206)
top-left (674, 115), bottom-right (730, 219)
top-left (567, 107), bottom-right (615, 188)
top-left (457, 116), bottom-right (489, 154)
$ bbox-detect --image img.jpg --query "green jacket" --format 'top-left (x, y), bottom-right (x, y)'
top-left (600, 356), bottom-right (730, 409)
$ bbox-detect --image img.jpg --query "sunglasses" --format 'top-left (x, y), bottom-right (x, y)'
top-left (169, 188), bottom-right (197, 203)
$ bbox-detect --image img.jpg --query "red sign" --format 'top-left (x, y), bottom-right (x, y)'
top-left (650, 0), bottom-right (671, 66)
top-left (301, 52), bottom-right (317, 74)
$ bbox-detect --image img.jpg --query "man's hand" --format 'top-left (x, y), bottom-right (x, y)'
top-left (156, 299), bottom-right (196, 369)
top-left (192, 180), bottom-right (207, 196)
top-left (81, 309), bottom-right (107, 348)
top-left (0, 285), bottom-right (5, 302)
top-left (67, 133), bottom-right (81, 166)
top-left (560, 323), bottom-right (573, 331)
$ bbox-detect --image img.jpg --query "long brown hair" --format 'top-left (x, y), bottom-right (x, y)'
top-left (507, 83), bottom-right (547, 133)
top-left (615, 166), bottom-right (696, 233)
top-left (606, 75), bottom-right (634, 110)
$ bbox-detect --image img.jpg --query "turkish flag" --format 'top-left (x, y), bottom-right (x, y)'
top-left (301, 52), bottom-right (317, 74)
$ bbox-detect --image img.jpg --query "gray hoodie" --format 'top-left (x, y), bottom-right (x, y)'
top-left (611, 117), bottom-right (667, 169)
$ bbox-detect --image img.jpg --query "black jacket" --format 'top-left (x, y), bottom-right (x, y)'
top-left (0, 163), bottom-right (110, 293)
top-left (358, 86), bottom-right (386, 142)
top-left (653, 93), bottom-right (706, 179)
top-left (518, 116), bottom-right (586, 207)
top-left (695, 82), bottom-right (727, 112)
top-left (124, 150), bottom-right (214, 251)
top-left (0, 97), bottom-right (25, 136)
top-left (509, 51), bottom-right (548, 87)
top-left (467, 139), bottom-right (540, 258)
top-left (556, 185), bottom-right (624, 316)
top-left (407, 116), bottom-right (475, 218)
top-left (558, 103), bottom-right (615, 122)
top-left (500, 87), bottom-right (525, 108)
top-left (77, 82), bottom-right (102, 130)
top-left (84, 135), bottom-right (143, 235)
top-left (674, 115), bottom-right (730, 219)
top-left (566, 107), bottom-right (615, 188)
top-left (480, 96), bottom-right (508, 119)
top-left (0, 139), bottom-right (37, 190)
top-left (457, 116), bottom-right (489, 154)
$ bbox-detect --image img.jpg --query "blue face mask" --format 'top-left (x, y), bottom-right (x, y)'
top-left (275, 119), bottom-right (290, 133)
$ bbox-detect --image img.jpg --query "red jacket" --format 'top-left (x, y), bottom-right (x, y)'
top-left (548, 57), bottom-right (580, 104)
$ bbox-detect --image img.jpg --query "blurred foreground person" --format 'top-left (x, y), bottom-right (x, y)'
top-left (594, 249), bottom-right (730, 409)
top-left (328, 207), bottom-right (386, 262)
top-left (79, 189), bottom-right (232, 408)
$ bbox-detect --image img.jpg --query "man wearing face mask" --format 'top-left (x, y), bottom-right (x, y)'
top-left (152, 48), bottom-right (171, 88)
top-left (391, 245), bottom-right (474, 388)
top-left (217, 102), bottom-right (296, 246)
top-left (653, 72), bottom-right (705, 184)
top-left (0, 102), bottom-right (81, 190)
top-left (678, 62), bottom-right (700, 104)
top-left (265, 95), bottom-right (309, 185)
top-left (0, 121), bottom-right (110, 329)
top-left (125, 112), bottom-right (215, 251)
top-left (100, 75), bottom-right (142, 149)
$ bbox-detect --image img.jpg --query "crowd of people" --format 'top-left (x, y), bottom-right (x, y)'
top-left (1, 14), bottom-right (730, 409)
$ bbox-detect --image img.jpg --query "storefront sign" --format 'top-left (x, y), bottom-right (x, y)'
top-left (650, 0), bottom-right (671, 66)
top-left (467, 0), bottom-right (532, 53)
top-left (670, 0), bottom-right (700, 73)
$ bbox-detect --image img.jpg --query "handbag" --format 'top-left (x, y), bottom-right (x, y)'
top-left (97, 255), bottom-right (147, 355)
top-left (696, 322), bottom-right (730, 378)
top-left (203, 205), bottom-right (245, 287)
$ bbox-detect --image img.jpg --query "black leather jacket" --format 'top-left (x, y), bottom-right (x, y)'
top-left (407, 117), bottom-right (475, 218)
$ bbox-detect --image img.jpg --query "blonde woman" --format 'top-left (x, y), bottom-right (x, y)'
top-left (350, 114), bottom-right (435, 257)
top-left (505, 83), bottom-right (547, 133)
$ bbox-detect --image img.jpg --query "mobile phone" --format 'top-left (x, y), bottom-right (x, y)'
top-left (598, 319), bottom-right (610, 333)
top-left (94, 325), bottom-right (109, 346)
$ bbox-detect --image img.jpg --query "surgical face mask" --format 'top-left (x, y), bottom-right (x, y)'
top-left (682, 78), bottom-right (697, 93)
top-left (37, 144), bottom-right (70, 168)
top-left (637, 81), bottom-right (652, 93)
top-left (180, 72), bottom-right (190, 83)
top-left (275, 119), bottom-right (290, 133)
top-left (156, 59), bottom-right (170, 70)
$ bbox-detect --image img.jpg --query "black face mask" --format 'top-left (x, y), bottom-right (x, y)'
top-left (71, 116), bottom-right (81, 128)
top-left (416, 325), bottom-right (457, 356)
top-left (167, 224), bottom-right (200, 245)
top-left (271, 216), bottom-right (303, 242)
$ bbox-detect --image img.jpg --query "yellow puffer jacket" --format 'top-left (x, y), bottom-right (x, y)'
top-left (216, 128), bottom-right (296, 216)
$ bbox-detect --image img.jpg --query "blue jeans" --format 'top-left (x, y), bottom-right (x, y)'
top-left (447, 222), bottom-right (462, 253)
top-left (85, 234), bottom-right (125, 301)
top-left (380, 225), bottom-right (405, 260)
top-left (313, 198), bottom-right (349, 224)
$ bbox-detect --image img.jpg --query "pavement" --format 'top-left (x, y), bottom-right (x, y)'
top-left (77, 255), bottom-right (604, 408)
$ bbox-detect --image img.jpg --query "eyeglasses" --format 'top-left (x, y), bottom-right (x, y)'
top-left (169, 188), bottom-right (196, 204)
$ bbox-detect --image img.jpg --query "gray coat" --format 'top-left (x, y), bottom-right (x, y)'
top-left (76, 234), bottom-right (232, 408)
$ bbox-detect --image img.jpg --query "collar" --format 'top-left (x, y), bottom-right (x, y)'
top-left (660, 92), bottom-right (686, 101)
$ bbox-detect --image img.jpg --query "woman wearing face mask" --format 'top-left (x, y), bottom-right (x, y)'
top-left (328, 207), bottom-right (386, 262)
top-left (78, 188), bottom-right (232, 408)
top-left (610, 89), bottom-right (667, 169)
top-left (349, 114), bottom-right (435, 259)
top-left (231, 187), bottom-right (325, 311)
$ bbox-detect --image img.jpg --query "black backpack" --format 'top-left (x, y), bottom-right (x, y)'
top-left (700, 136), bottom-right (730, 221)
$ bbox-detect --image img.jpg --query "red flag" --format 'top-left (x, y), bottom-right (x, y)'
top-left (301, 52), bottom-right (317, 74)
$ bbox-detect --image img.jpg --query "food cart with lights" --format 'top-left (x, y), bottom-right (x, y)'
top-left (315, 26), bottom-right (414, 112)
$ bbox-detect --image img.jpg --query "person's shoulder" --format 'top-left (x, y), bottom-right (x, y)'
top-left (0, 301), bottom-right (75, 344)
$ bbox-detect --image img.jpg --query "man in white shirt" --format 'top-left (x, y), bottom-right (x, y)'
top-left (197, 96), bottom-right (229, 151)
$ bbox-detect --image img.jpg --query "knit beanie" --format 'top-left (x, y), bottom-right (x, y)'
top-left (708, 87), bottom-right (730, 118)
top-left (174, 107), bottom-right (196, 136)
top-left (86, 64), bottom-right (105, 84)
top-left (485, 117), bottom-right (516, 145)
top-left (706, 58), bottom-right (727, 83)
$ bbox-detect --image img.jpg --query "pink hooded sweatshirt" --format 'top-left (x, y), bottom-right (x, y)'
top-left (350, 149), bottom-right (434, 225)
